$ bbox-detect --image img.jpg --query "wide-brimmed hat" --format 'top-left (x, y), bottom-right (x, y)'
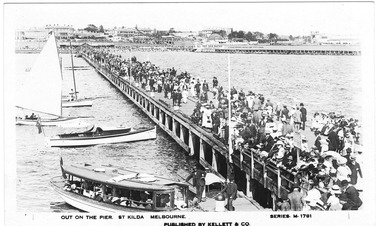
top-left (276, 141), bottom-right (284, 146)
top-left (330, 185), bottom-right (342, 194)
top-left (337, 157), bottom-right (347, 165)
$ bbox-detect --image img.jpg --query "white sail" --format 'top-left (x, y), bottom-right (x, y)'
top-left (16, 34), bottom-right (62, 116)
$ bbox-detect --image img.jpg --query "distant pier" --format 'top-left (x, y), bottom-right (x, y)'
top-left (215, 44), bottom-right (361, 55)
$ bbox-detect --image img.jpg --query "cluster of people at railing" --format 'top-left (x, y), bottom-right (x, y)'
top-left (189, 81), bottom-right (230, 144)
top-left (276, 178), bottom-right (362, 211)
top-left (81, 46), bottom-right (230, 144)
top-left (230, 88), bottom-right (363, 211)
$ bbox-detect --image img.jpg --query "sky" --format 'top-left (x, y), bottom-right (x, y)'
top-left (4, 1), bottom-right (374, 37)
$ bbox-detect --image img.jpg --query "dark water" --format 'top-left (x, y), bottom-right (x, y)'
top-left (14, 51), bottom-right (362, 212)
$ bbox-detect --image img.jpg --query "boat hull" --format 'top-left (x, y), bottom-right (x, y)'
top-left (15, 117), bottom-right (90, 127)
top-left (62, 99), bottom-right (93, 108)
top-left (50, 178), bottom-right (153, 213)
top-left (48, 127), bottom-right (157, 147)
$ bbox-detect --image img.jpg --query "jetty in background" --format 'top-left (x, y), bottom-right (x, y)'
top-left (15, 40), bottom-right (360, 56)
top-left (193, 42), bottom-right (361, 55)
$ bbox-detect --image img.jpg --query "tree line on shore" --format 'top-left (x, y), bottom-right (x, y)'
top-left (81, 24), bottom-right (312, 43)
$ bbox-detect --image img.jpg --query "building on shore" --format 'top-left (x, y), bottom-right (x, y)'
top-left (45, 24), bottom-right (75, 40)
top-left (75, 29), bottom-right (106, 40)
top-left (16, 24), bottom-right (75, 40)
top-left (311, 31), bottom-right (361, 45)
top-left (15, 27), bottom-right (48, 41)
top-left (109, 27), bottom-right (138, 38)
top-left (199, 27), bottom-right (232, 38)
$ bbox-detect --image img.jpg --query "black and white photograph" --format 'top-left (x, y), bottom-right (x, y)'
top-left (2, 1), bottom-right (377, 226)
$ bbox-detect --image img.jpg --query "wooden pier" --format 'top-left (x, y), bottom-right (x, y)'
top-left (215, 45), bottom-right (361, 56)
top-left (82, 53), bottom-right (312, 210)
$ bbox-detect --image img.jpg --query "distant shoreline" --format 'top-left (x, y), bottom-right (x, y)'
top-left (15, 41), bottom-right (361, 56)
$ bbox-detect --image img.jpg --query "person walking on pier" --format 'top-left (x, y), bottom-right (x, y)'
top-left (186, 168), bottom-right (207, 203)
top-left (220, 179), bottom-right (238, 211)
top-left (195, 81), bottom-right (201, 98)
top-left (287, 186), bottom-right (305, 211)
top-left (347, 156), bottom-right (362, 185)
top-left (202, 80), bottom-right (209, 94)
top-left (164, 81), bottom-right (170, 98)
top-left (212, 77), bottom-right (218, 99)
top-left (281, 105), bottom-right (290, 120)
top-left (328, 127), bottom-right (340, 152)
top-left (300, 103), bottom-right (307, 130)
top-left (293, 106), bottom-right (302, 130)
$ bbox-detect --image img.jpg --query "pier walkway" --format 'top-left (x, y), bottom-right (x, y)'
top-left (81, 52), bottom-right (363, 211)
top-left (83, 54), bottom-right (229, 177)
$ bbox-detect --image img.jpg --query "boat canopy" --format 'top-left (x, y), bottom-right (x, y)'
top-left (63, 164), bottom-right (188, 192)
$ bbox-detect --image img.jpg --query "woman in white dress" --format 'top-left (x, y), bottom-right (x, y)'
top-left (182, 89), bottom-right (189, 104)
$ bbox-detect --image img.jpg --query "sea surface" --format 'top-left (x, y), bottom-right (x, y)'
top-left (116, 50), bottom-right (362, 120)
top-left (13, 51), bottom-right (362, 212)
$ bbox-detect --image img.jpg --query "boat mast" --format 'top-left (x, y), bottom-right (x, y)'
top-left (69, 41), bottom-right (78, 100)
top-left (228, 54), bottom-right (232, 163)
top-left (129, 46), bottom-right (132, 83)
top-left (53, 32), bottom-right (63, 116)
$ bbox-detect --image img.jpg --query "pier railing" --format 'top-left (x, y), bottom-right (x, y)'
top-left (231, 147), bottom-right (301, 199)
top-left (82, 54), bottom-right (228, 181)
top-left (81, 51), bottom-right (316, 208)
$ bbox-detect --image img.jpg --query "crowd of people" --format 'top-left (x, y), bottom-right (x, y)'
top-left (81, 46), bottom-right (364, 211)
top-left (81, 46), bottom-right (229, 144)
top-left (230, 88), bottom-right (363, 211)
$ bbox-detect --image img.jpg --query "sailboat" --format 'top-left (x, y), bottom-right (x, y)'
top-left (15, 33), bottom-right (90, 127)
top-left (62, 41), bottom-right (93, 108)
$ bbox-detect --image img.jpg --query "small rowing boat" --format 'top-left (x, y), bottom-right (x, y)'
top-left (50, 159), bottom-right (189, 212)
top-left (62, 98), bottom-right (94, 108)
top-left (15, 116), bottom-right (90, 127)
top-left (47, 126), bottom-right (157, 147)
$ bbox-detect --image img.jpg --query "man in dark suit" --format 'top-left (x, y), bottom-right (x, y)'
top-left (220, 179), bottom-right (238, 211)
top-left (263, 129), bottom-right (275, 153)
top-left (186, 168), bottom-right (207, 202)
top-left (327, 127), bottom-right (340, 152)
top-left (300, 103), bottom-right (307, 130)
top-left (339, 180), bottom-right (362, 210)
top-left (347, 156), bottom-right (362, 185)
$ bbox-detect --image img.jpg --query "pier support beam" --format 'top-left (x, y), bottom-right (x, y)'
top-left (160, 110), bottom-right (164, 126)
top-left (250, 150), bottom-right (255, 179)
top-left (246, 174), bottom-right (252, 198)
top-left (199, 140), bottom-right (205, 161)
top-left (212, 149), bottom-right (218, 172)
top-left (165, 114), bottom-right (169, 129)
top-left (173, 119), bottom-right (177, 137)
top-left (189, 132), bottom-right (194, 156)
top-left (180, 124), bottom-right (184, 142)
